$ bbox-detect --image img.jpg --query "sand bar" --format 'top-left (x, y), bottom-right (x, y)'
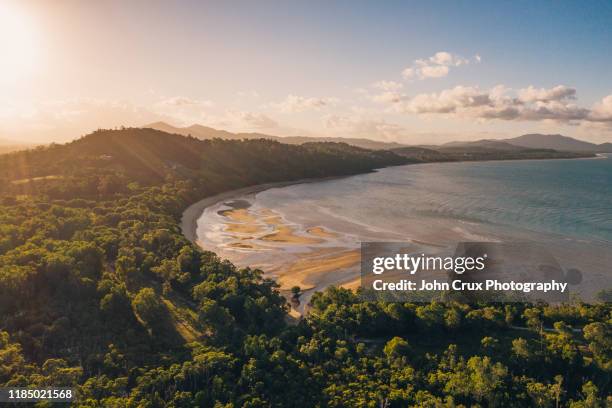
top-left (181, 176), bottom-right (351, 243)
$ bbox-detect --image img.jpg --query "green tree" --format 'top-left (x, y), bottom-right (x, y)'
top-left (383, 336), bottom-right (411, 360)
top-left (131, 287), bottom-right (166, 332)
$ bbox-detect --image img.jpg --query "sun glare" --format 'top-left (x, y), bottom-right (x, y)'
top-left (0, 2), bottom-right (39, 84)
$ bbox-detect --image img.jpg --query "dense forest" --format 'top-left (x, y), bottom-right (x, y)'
top-left (0, 129), bottom-right (610, 407)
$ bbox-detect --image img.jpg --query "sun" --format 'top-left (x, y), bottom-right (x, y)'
top-left (0, 2), bottom-right (39, 84)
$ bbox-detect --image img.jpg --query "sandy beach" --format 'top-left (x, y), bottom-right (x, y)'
top-left (183, 158), bottom-right (612, 312)
top-left (181, 175), bottom-right (366, 315)
top-left (181, 176), bottom-right (349, 243)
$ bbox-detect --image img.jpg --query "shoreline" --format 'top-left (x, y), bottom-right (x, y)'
top-left (180, 175), bottom-right (351, 243)
top-left (182, 153), bottom-right (608, 245)
top-left (182, 155), bottom-right (610, 305)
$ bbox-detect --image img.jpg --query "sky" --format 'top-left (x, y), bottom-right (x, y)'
top-left (1, 0), bottom-right (612, 144)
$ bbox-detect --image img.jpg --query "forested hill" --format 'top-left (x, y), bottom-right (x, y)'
top-left (0, 128), bottom-right (610, 406)
top-left (0, 127), bottom-right (409, 198)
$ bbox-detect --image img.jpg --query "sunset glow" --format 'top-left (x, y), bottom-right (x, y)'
top-left (0, 3), bottom-right (611, 405)
top-left (0, 1), bottom-right (611, 145)
top-left (0, 2), bottom-right (39, 85)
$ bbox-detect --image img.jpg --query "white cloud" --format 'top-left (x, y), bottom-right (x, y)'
top-left (517, 85), bottom-right (576, 103)
top-left (231, 111), bottom-right (278, 129)
top-left (274, 94), bottom-right (339, 113)
top-left (371, 80), bottom-right (404, 91)
top-left (402, 51), bottom-right (479, 80)
top-left (401, 86), bottom-right (491, 114)
top-left (151, 96), bottom-right (218, 126)
top-left (588, 95), bottom-right (612, 122)
top-left (368, 81), bottom-right (406, 104)
top-left (158, 96), bottom-right (213, 107)
top-left (0, 98), bottom-right (170, 143)
top-left (383, 84), bottom-right (604, 125)
top-left (430, 51), bottom-right (457, 65)
top-left (0, 97), bottom-right (281, 142)
top-left (418, 65), bottom-right (450, 79)
top-left (325, 114), bottom-right (408, 141)
top-left (371, 91), bottom-right (405, 104)
top-left (518, 100), bottom-right (588, 122)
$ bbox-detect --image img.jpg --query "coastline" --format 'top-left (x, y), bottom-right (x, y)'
top-left (182, 154), bottom-right (611, 306)
top-left (180, 175), bottom-right (351, 244)
top-left (182, 153), bottom-right (608, 245)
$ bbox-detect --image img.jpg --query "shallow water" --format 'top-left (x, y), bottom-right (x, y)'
top-left (196, 155), bottom-right (612, 300)
top-left (256, 154), bottom-right (612, 244)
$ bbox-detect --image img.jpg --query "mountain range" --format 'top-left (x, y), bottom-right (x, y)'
top-left (144, 122), bottom-right (612, 153)
top-left (504, 133), bottom-right (612, 152)
top-left (0, 128), bottom-right (408, 187)
top-left (441, 134), bottom-right (612, 153)
top-left (143, 122), bottom-right (408, 150)
top-left (142, 122), bottom-right (592, 163)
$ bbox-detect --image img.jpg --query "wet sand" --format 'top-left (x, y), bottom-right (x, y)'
top-left (183, 165), bottom-right (612, 315)
top-left (276, 248), bottom-right (360, 290)
top-left (183, 182), bottom-right (365, 316)
top-left (261, 225), bottom-right (324, 245)
top-left (181, 176), bottom-right (347, 243)
top-left (206, 204), bottom-right (361, 293)
top-left (181, 176), bottom-right (362, 316)
top-left (183, 177), bottom-right (506, 315)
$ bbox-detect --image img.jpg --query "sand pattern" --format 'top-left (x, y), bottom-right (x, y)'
top-left (193, 198), bottom-right (363, 315)
top-left (219, 204), bottom-right (358, 284)
top-left (185, 164), bottom-right (612, 314)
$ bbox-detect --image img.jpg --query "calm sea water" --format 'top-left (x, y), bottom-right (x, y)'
top-left (255, 155), bottom-right (612, 243)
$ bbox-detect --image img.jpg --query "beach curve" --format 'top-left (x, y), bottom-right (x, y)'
top-left (181, 176), bottom-right (352, 244)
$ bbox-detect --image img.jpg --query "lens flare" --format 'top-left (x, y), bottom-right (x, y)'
top-left (0, 2), bottom-right (39, 84)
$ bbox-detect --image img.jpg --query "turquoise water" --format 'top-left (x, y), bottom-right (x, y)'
top-left (257, 155), bottom-right (612, 243)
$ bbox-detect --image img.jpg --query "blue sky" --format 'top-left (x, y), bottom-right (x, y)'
top-left (2, 0), bottom-right (612, 143)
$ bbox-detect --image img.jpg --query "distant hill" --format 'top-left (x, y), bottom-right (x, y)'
top-left (392, 141), bottom-right (593, 162)
top-left (598, 142), bottom-right (612, 152)
top-left (0, 137), bottom-right (34, 154)
top-left (277, 135), bottom-right (407, 150)
top-left (144, 123), bottom-right (612, 153)
top-left (0, 128), bottom-right (409, 194)
top-left (143, 122), bottom-right (407, 150)
top-left (505, 134), bottom-right (612, 152)
top-left (428, 134), bottom-right (611, 154)
top-left (2, 127), bottom-right (599, 190)
top-left (439, 139), bottom-right (529, 152)
top-left (390, 146), bottom-right (448, 162)
top-left (144, 122), bottom-right (239, 140)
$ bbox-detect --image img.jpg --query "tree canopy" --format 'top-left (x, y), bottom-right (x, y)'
top-left (0, 129), bottom-right (609, 406)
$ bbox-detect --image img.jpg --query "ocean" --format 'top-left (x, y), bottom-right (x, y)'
top-left (196, 155), bottom-right (612, 300)
top-left (256, 154), bottom-right (612, 244)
